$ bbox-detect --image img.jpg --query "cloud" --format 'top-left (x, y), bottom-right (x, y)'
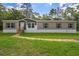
top-left (61, 7), bottom-right (67, 10)
top-left (47, 0), bottom-right (52, 6)
top-left (16, 3), bottom-right (25, 10)
top-left (16, 3), bottom-right (22, 8)
top-left (69, 4), bottom-right (79, 9)
top-left (4, 5), bottom-right (14, 11)
top-left (60, 3), bottom-right (65, 7)
top-left (6, 6), bottom-right (14, 9)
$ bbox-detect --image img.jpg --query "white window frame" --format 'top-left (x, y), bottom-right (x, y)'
top-left (6, 23), bottom-right (15, 29)
top-left (28, 22), bottom-right (35, 28)
top-left (43, 23), bottom-right (48, 29)
top-left (56, 23), bottom-right (62, 29)
top-left (68, 23), bottom-right (73, 29)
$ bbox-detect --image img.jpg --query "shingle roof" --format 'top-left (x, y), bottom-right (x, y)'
top-left (2, 18), bottom-right (76, 23)
top-left (34, 20), bottom-right (77, 22)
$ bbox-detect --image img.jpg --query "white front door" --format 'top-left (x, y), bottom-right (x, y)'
top-left (19, 22), bottom-right (25, 30)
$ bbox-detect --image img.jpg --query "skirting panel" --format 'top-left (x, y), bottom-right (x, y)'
top-left (3, 29), bottom-right (76, 33)
top-left (3, 29), bottom-right (16, 33)
top-left (25, 29), bottom-right (76, 33)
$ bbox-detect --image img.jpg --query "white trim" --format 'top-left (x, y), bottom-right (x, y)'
top-left (3, 29), bottom-right (76, 33)
top-left (25, 29), bottom-right (76, 33)
top-left (3, 29), bottom-right (16, 33)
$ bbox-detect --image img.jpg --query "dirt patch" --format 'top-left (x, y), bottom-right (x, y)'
top-left (12, 35), bottom-right (79, 42)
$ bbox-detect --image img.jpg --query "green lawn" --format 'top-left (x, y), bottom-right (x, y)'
top-left (0, 33), bottom-right (79, 55)
top-left (22, 33), bottom-right (79, 39)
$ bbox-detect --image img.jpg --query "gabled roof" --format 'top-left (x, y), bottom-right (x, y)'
top-left (2, 18), bottom-right (77, 23)
top-left (22, 18), bottom-right (77, 22)
top-left (2, 20), bottom-right (19, 22)
top-left (34, 20), bottom-right (77, 22)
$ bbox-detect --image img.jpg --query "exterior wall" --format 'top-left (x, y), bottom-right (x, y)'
top-left (3, 21), bottom-right (19, 33)
top-left (61, 22), bottom-right (68, 29)
top-left (37, 22), bottom-right (44, 29)
top-left (37, 22), bottom-right (57, 29)
top-left (48, 22), bottom-right (56, 29)
top-left (3, 20), bottom-right (77, 33)
top-left (25, 22), bottom-right (76, 33)
top-left (61, 22), bottom-right (76, 29)
top-left (72, 22), bottom-right (76, 29)
top-left (37, 22), bottom-right (76, 30)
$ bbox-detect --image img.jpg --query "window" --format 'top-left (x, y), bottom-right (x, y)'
top-left (28, 23), bottom-right (31, 28)
top-left (56, 23), bottom-right (61, 28)
top-left (11, 23), bottom-right (15, 28)
top-left (32, 23), bottom-right (34, 28)
top-left (6, 23), bottom-right (15, 29)
top-left (68, 23), bottom-right (73, 28)
top-left (6, 23), bottom-right (10, 28)
top-left (28, 22), bottom-right (35, 28)
top-left (43, 23), bottom-right (48, 29)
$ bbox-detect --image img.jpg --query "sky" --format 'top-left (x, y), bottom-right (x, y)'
top-left (3, 3), bottom-right (60, 15)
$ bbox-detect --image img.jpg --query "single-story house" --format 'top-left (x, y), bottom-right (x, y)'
top-left (2, 18), bottom-right (77, 33)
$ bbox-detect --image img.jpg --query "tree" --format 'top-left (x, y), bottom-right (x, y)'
top-left (49, 9), bottom-right (56, 16)
top-left (72, 11), bottom-right (79, 31)
top-left (42, 14), bottom-right (50, 20)
top-left (62, 7), bottom-right (75, 20)
top-left (32, 12), bottom-right (42, 19)
top-left (10, 8), bottom-right (25, 20)
top-left (20, 3), bottom-right (33, 18)
top-left (0, 3), bottom-right (5, 19)
top-left (3, 8), bottom-right (25, 20)
top-left (76, 5), bottom-right (79, 10)
top-left (0, 3), bottom-right (5, 30)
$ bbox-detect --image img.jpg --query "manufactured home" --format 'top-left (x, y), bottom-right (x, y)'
top-left (2, 18), bottom-right (77, 33)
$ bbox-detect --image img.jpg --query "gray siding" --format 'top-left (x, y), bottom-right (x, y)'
top-left (37, 22), bottom-right (76, 30)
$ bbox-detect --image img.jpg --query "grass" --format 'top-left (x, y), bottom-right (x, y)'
top-left (22, 33), bottom-right (79, 39)
top-left (0, 32), bottom-right (79, 55)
